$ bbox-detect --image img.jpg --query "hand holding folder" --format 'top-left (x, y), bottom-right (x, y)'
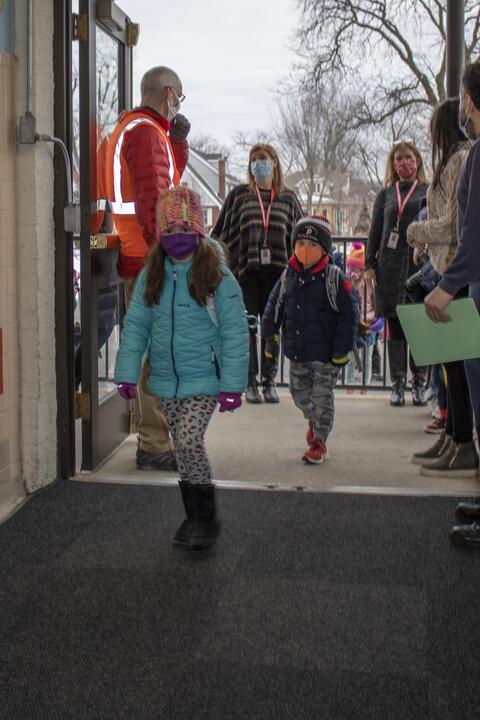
top-left (396, 298), bottom-right (480, 366)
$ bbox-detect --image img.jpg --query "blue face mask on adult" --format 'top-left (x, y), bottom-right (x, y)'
top-left (251, 159), bottom-right (273, 180)
top-left (160, 232), bottom-right (198, 260)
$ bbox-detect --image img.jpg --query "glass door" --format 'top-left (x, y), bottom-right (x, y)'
top-left (78, 0), bottom-right (136, 470)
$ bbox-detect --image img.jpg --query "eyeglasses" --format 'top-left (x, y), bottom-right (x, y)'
top-left (168, 86), bottom-right (186, 103)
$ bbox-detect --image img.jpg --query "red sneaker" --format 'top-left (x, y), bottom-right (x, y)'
top-left (302, 439), bottom-right (329, 465)
top-left (424, 417), bottom-right (446, 434)
top-left (306, 420), bottom-right (314, 445)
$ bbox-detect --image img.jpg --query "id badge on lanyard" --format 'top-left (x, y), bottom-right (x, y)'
top-left (388, 179), bottom-right (418, 250)
top-left (255, 185), bottom-right (275, 265)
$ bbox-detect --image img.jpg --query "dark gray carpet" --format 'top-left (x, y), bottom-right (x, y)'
top-left (1, 481), bottom-right (479, 720)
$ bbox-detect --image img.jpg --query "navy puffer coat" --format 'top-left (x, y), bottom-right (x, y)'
top-left (261, 255), bottom-right (359, 363)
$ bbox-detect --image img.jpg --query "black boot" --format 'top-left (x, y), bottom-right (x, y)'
top-left (246, 383), bottom-right (262, 404)
top-left (411, 384), bottom-right (427, 407)
top-left (261, 335), bottom-right (280, 403)
top-left (188, 483), bottom-right (221, 554)
top-left (410, 355), bottom-right (428, 406)
top-left (173, 480), bottom-right (194, 546)
top-left (390, 382), bottom-right (405, 407)
top-left (371, 341), bottom-right (382, 379)
top-left (246, 331), bottom-right (262, 403)
top-left (263, 384), bottom-right (279, 403)
top-left (455, 502), bottom-right (480, 524)
top-left (388, 339), bottom-right (406, 407)
top-left (450, 522), bottom-right (480, 549)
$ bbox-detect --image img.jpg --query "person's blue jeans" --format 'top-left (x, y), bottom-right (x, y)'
top-left (465, 279), bottom-right (480, 430)
top-left (430, 364), bottom-right (447, 410)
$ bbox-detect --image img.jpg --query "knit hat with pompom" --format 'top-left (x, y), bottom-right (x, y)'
top-left (346, 241), bottom-right (365, 272)
top-left (292, 215), bottom-right (332, 253)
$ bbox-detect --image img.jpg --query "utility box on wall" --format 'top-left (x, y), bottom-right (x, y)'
top-left (0, 0), bottom-right (15, 55)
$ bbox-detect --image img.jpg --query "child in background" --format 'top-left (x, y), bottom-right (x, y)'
top-left (262, 216), bottom-right (359, 464)
top-left (344, 242), bottom-right (383, 393)
top-left (115, 188), bottom-right (249, 554)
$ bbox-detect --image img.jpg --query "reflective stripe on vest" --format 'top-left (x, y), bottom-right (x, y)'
top-left (111, 117), bottom-right (176, 215)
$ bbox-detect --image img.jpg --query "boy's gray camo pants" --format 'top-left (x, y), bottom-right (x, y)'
top-left (289, 360), bottom-right (341, 443)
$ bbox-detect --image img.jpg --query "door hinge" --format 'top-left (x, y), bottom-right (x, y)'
top-left (126, 22), bottom-right (140, 47)
top-left (90, 234), bottom-right (108, 249)
top-left (73, 13), bottom-right (88, 42)
top-left (75, 392), bottom-right (91, 420)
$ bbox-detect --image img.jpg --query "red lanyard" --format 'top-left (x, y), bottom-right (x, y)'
top-left (255, 185), bottom-right (275, 239)
top-left (395, 179), bottom-right (418, 221)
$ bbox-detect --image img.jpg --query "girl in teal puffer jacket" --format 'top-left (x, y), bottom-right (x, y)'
top-left (115, 187), bottom-right (249, 554)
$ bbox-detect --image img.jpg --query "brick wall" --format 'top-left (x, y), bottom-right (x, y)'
top-left (0, 51), bottom-right (23, 513)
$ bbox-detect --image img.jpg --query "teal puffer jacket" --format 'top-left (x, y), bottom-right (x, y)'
top-left (114, 254), bottom-right (249, 399)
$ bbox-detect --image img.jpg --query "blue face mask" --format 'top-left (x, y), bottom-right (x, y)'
top-left (251, 159), bottom-right (273, 180)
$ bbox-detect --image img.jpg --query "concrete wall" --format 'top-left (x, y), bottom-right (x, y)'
top-left (0, 49), bottom-right (23, 516)
top-left (14, 0), bottom-right (57, 494)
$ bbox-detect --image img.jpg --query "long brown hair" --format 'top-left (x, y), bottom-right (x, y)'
top-left (430, 98), bottom-right (469, 189)
top-left (247, 143), bottom-right (285, 193)
top-left (384, 141), bottom-right (428, 187)
top-left (144, 238), bottom-right (224, 307)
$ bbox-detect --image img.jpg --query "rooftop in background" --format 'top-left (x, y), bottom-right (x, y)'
top-left (181, 148), bottom-right (238, 228)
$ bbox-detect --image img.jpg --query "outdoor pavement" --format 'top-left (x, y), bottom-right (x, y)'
top-left (78, 390), bottom-right (480, 497)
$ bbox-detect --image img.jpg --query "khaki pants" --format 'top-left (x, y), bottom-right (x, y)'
top-left (124, 277), bottom-right (172, 453)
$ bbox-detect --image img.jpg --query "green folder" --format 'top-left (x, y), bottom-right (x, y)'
top-left (396, 298), bottom-right (480, 366)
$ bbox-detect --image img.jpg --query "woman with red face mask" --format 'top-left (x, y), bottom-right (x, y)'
top-left (365, 142), bottom-right (428, 407)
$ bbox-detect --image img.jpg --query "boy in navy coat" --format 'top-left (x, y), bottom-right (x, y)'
top-left (262, 216), bottom-right (359, 464)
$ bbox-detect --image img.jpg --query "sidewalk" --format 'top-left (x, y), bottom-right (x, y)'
top-left (80, 391), bottom-right (480, 497)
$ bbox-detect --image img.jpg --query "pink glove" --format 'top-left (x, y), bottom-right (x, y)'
top-left (117, 383), bottom-right (137, 400)
top-left (217, 392), bottom-right (242, 413)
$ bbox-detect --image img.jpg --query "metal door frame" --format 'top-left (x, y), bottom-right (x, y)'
top-left (54, 1), bottom-right (75, 479)
top-left (78, 0), bottom-right (134, 471)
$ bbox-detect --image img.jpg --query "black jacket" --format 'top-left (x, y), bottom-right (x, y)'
top-left (261, 255), bottom-right (359, 363)
top-left (366, 181), bottom-right (428, 317)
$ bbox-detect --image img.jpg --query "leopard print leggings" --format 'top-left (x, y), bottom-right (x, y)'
top-left (160, 396), bottom-right (218, 485)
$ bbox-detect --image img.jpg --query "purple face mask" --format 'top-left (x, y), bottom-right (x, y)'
top-left (160, 232), bottom-right (198, 260)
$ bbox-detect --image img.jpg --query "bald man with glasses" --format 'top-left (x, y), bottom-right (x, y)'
top-left (106, 65), bottom-right (190, 471)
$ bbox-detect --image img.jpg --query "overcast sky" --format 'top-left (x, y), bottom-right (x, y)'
top-left (119, 0), bottom-right (300, 145)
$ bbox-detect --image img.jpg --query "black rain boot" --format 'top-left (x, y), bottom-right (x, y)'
top-left (411, 384), bottom-right (427, 406)
top-left (262, 336), bottom-right (280, 403)
top-left (371, 341), bottom-right (382, 380)
top-left (388, 339), bottom-right (406, 407)
top-left (246, 331), bottom-right (262, 404)
top-left (390, 382), bottom-right (405, 407)
top-left (188, 483), bottom-right (221, 554)
top-left (410, 355), bottom-right (428, 407)
top-left (173, 480), bottom-right (195, 546)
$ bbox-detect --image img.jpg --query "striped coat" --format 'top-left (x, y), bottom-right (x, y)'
top-left (211, 184), bottom-right (303, 280)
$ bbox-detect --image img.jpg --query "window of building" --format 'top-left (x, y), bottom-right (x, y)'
top-left (333, 208), bottom-right (348, 235)
top-left (203, 207), bottom-right (213, 228)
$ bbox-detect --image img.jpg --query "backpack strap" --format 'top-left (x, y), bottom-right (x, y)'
top-left (274, 269), bottom-right (288, 323)
top-left (325, 263), bottom-right (341, 313)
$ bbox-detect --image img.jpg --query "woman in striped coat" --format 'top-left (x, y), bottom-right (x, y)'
top-left (212, 143), bottom-right (303, 404)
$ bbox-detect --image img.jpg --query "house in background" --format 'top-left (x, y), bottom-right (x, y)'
top-left (181, 148), bottom-right (237, 231)
top-left (286, 170), bottom-right (376, 236)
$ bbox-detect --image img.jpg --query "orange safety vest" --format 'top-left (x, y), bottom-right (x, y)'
top-left (104, 110), bottom-right (180, 258)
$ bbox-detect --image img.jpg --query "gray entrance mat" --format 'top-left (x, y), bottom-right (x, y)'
top-left (1, 481), bottom-right (479, 719)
